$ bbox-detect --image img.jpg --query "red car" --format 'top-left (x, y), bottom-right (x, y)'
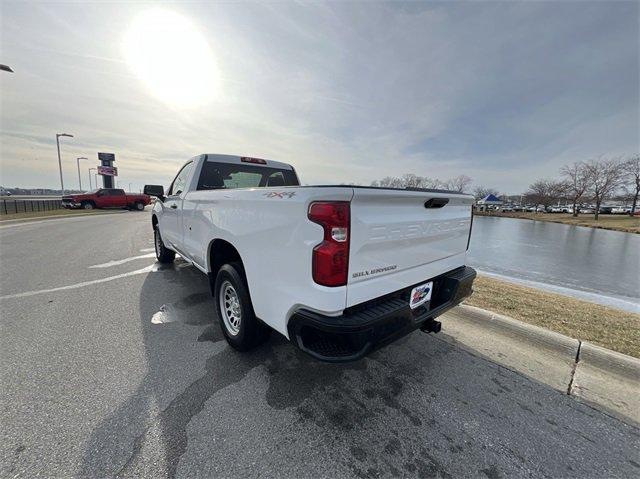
top-left (62, 188), bottom-right (151, 211)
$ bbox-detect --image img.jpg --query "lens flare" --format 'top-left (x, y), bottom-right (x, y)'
top-left (123, 9), bottom-right (220, 108)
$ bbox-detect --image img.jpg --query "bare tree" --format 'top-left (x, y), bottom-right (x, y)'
top-left (372, 176), bottom-right (405, 188)
top-left (621, 155), bottom-right (640, 215)
top-left (583, 157), bottom-right (624, 220)
top-left (370, 174), bottom-right (470, 191)
top-left (472, 186), bottom-right (499, 201)
top-left (419, 177), bottom-right (445, 189)
top-left (444, 175), bottom-right (472, 193)
top-left (401, 173), bottom-right (422, 188)
top-left (525, 179), bottom-right (566, 211)
top-left (560, 161), bottom-right (589, 217)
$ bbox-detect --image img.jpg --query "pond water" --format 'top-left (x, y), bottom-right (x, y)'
top-left (467, 216), bottom-right (640, 312)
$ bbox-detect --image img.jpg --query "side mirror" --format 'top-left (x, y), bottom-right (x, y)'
top-left (144, 184), bottom-right (165, 201)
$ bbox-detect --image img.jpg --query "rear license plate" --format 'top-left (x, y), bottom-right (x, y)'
top-left (410, 281), bottom-right (433, 309)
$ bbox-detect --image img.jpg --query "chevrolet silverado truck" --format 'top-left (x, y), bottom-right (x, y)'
top-left (144, 154), bottom-right (476, 362)
top-left (62, 188), bottom-right (151, 210)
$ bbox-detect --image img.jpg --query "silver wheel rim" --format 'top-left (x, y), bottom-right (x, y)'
top-left (219, 280), bottom-right (241, 336)
top-left (84, 203), bottom-right (92, 209)
top-left (137, 203), bottom-right (144, 210)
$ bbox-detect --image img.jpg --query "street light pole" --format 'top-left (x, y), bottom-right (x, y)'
top-left (89, 168), bottom-right (97, 190)
top-left (129, 183), bottom-right (133, 192)
top-left (55, 133), bottom-right (73, 195)
top-left (76, 157), bottom-right (88, 191)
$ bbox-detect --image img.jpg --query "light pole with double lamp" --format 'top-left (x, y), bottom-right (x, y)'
top-left (76, 157), bottom-right (88, 191)
top-left (56, 133), bottom-right (74, 195)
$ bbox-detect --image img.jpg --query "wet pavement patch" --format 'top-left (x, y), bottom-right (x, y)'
top-left (151, 293), bottom-right (212, 325)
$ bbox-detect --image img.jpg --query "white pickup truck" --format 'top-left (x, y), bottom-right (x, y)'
top-left (144, 154), bottom-right (476, 362)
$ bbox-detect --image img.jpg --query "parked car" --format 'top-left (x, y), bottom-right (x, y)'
top-left (62, 188), bottom-right (151, 210)
top-left (598, 206), bottom-right (614, 214)
top-left (548, 206), bottom-right (565, 213)
top-left (611, 207), bottom-right (631, 215)
top-left (145, 154), bottom-right (476, 362)
top-left (579, 207), bottom-right (595, 214)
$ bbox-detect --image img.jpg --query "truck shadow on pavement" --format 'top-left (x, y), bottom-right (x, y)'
top-left (79, 261), bottom-right (640, 479)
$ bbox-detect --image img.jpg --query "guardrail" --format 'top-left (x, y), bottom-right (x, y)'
top-left (1, 199), bottom-right (64, 215)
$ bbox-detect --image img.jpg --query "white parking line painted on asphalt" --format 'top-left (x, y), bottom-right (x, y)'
top-left (0, 259), bottom-right (193, 301)
top-left (140, 248), bottom-right (155, 252)
top-left (89, 253), bottom-right (156, 268)
top-left (0, 266), bottom-right (154, 300)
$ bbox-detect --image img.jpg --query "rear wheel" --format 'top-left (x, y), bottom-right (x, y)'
top-left (135, 202), bottom-right (145, 211)
top-left (215, 262), bottom-right (270, 351)
top-left (154, 226), bottom-right (175, 263)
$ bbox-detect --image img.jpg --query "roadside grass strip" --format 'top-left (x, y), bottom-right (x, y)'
top-left (466, 275), bottom-right (640, 358)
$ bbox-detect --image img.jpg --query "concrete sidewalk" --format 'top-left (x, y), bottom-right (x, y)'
top-left (440, 305), bottom-right (640, 425)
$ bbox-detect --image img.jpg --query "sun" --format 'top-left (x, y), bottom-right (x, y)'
top-left (123, 9), bottom-right (220, 108)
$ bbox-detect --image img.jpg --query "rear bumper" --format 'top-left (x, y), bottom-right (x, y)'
top-left (287, 266), bottom-right (476, 362)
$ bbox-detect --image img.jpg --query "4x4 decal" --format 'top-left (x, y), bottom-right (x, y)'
top-left (263, 191), bottom-right (296, 199)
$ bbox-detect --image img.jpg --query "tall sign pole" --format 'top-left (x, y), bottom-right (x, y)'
top-left (97, 152), bottom-right (116, 188)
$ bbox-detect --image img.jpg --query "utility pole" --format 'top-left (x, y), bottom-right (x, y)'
top-left (55, 133), bottom-right (73, 195)
top-left (76, 157), bottom-right (88, 191)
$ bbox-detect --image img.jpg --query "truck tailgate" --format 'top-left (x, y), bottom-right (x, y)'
top-left (347, 188), bottom-right (473, 307)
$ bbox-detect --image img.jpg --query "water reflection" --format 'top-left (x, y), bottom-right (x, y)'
top-left (468, 217), bottom-right (640, 309)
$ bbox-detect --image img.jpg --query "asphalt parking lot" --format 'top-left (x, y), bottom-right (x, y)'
top-left (1, 212), bottom-right (639, 478)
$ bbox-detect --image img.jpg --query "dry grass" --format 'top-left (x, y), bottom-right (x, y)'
top-left (465, 275), bottom-right (640, 358)
top-left (476, 212), bottom-right (639, 233)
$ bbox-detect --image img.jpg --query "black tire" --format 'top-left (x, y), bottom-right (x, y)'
top-left (81, 201), bottom-right (94, 210)
top-left (214, 262), bottom-right (270, 351)
top-left (154, 226), bottom-right (175, 263)
top-left (135, 202), bottom-right (145, 211)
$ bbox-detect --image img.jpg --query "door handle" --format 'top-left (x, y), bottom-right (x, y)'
top-left (170, 204), bottom-right (178, 209)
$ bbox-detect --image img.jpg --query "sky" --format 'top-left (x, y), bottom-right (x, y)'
top-left (1, 0), bottom-right (638, 194)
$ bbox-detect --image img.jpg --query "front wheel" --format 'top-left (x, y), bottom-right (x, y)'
top-left (81, 202), bottom-right (94, 210)
top-left (154, 227), bottom-right (175, 263)
top-left (214, 262), bottom-right (270, 351)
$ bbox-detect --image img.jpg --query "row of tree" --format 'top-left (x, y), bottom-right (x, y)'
top-left (524, 156), bottom-right (639, 219)
top-left (369, 156), bottom-right (639, 219)
top-left (370, 174), bottom-right (472, 193)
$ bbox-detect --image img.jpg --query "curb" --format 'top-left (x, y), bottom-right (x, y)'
top-left (578, 341), bottom-right (640, 381)
top-left (455, 305), bottom-right (640, 376)
top-left (454, 304), bottom-right (580, 356)
top-left (449, 304), bottom-right (640, 424)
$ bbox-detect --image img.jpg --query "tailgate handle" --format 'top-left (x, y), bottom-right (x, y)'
top-left (424, 198), bottom-right (449, 209)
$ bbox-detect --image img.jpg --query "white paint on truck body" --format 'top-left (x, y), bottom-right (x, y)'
top-left (152, 154), bottom-right (474, 339)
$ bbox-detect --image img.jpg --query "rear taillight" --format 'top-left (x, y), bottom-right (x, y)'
top-left (308, 201), bottom-right (350, 287)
